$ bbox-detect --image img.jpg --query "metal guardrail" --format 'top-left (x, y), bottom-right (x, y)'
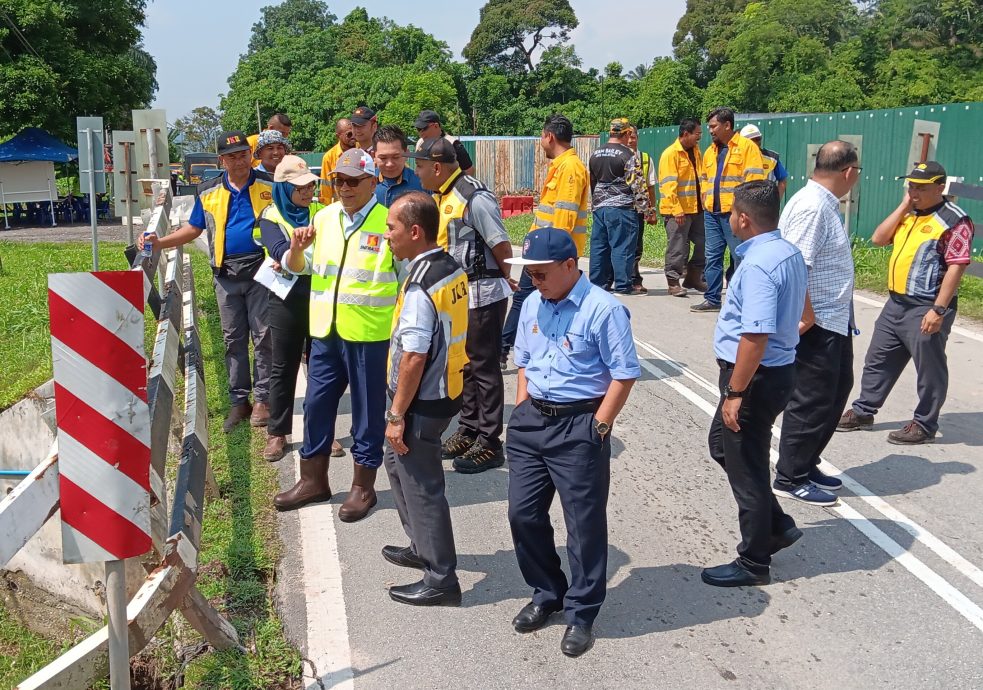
top-left (0, 184), bottom-right (241, 689)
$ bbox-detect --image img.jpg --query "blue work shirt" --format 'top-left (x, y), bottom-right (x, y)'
top-left (189, 171), bottom-right (261, 256)
top-left (713, 230), bottom-right (807, 367)
top-left (375, 167), bottom-right (424, 207)
top-left (515, 272), bottom-right (641, 402)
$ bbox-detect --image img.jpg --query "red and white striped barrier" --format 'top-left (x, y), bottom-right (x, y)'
top-left (48, 271), bottom-right (151, 563)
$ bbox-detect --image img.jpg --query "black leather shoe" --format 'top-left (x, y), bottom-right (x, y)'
top-left (701, 560), bottom-right (770, 587)
top-left (512, 601), bottom-right (561, 633)
top-left (770, 526), bottom-right (803, 555)
top-left (382, 545), bottom-right (425, 570)
top-left (389, 579), bottom-right (461, 607)
top-left (560, 625), bottom-right (594, 657)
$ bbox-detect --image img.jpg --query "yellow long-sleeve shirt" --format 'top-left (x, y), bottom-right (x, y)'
top-left (701, 133), bottom-right (765, 213)
top-left (531, 148), bottom-right (590, 255)
top-left (318, 143), bottom-right (343, 203)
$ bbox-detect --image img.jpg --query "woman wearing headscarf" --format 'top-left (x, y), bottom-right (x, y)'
top-left (258, 154), bottom-right (343, 461)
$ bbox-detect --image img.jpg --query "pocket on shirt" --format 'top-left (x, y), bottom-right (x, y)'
top-left (564, 333), bottom-right (591, 354)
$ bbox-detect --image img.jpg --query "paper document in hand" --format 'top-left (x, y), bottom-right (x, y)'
top-left (254, 256), bottom-right (298, 300)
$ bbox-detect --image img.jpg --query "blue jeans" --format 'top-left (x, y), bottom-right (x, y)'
top-left (589, 207), bottom-right (638, 293)
top-left (703, 211), bottom-right (740, 305)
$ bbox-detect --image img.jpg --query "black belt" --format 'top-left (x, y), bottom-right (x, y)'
top-left (530, 397), bottom-right (602, 417)
top-left (716, 359), bottom-right (735, 370)
top-left (466, 267), bottom-right (504, 280)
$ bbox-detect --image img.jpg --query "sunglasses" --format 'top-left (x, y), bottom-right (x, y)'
top-left (333, 177), bottom-right (366, 188)
top-left (524, 261), bottom-right (566, 282)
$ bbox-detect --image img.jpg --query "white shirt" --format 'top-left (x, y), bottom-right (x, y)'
top-left (779, 180), bottom-right (854, 335)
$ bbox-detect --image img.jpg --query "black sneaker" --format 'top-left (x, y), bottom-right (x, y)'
top-left (888, 421), bottom-right (935, 445)
top-left (441, 430), bottom-right (476, 459)
top-left (453, 442), bottom-right (505, 474)
top-left (690, 300), bottom-right (721, 313)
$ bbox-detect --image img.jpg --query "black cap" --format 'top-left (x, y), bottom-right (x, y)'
top-left (216, 130), bottom-right (250, 155)
top-left (898, 160), bottom-right (947, 185)
top-left (414, 110), bottom-right (441, 130)
top-left (405, 137), bottom-right (457, 163)
top-left (350, 106), bottom-right (376, 125)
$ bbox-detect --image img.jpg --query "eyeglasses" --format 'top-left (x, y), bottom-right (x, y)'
top-left (524, 261), bottom-right (564, 282)
top-left (333, 177), bottom-right (366, 188)
top-left (842, 166), bottom-right (863, 173)
top-left (294, 182), bottom-right (316, 192)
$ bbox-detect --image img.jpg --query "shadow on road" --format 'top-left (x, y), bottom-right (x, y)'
top-left (845, 453), bottom-right (975, 496)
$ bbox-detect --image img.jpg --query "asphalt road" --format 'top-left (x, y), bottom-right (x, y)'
top-left (274, 262), bottom-right (983, 690)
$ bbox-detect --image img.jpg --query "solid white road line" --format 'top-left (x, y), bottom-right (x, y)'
top-left (634, 337), bottom-right (983, 592)
top-left (292, 375), bottom-right (355, 690)
top-left (635, 351), bottom-right (983, 634)
top-left (854, 293), bottom-right (983, 344)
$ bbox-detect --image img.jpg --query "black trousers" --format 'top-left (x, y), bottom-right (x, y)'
top-left (459, 299), bottom-right (508, 448)
top-left (384, 413), bottom-right (457, 588)
top-left (266, 285), bottom-right (310, 437)
top-left (776, 326), bottom-right (853, 490)
top-left (631, 212), bottom-right (645, 286)
top-left (709, 363), bottom-right (796, 570)
top-left (507, 399), bottom-right (610, 626)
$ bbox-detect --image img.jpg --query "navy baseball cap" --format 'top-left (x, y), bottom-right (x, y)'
top-left (505, 228), bottom-right (577, 266)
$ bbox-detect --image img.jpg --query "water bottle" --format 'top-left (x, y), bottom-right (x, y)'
top-left (142, 231), bottom-right (153, 259)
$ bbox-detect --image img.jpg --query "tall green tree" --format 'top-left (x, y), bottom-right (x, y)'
top-left (0, 0), bottom-right (157, 141)
top-left (463, 0), bottom-right (578, 73)
top-left (247, 0), bottom-right (337, 54)
top-left (173, 106), bottom-right (223, 154)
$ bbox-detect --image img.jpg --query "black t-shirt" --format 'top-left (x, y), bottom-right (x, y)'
top-left (589, 143), bottom-right (635, 209)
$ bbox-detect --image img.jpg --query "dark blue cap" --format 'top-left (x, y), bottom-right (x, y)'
top-left (505, 227), bottom-right (578, 266)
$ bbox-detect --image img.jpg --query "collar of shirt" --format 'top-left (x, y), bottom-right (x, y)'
top-left (537, 272), bottom-right (590, 341)
top-left (404, 246), bottom-right (443, 273)
top-left (549, 147), bottom-right (577, 171)
top-left (341, 196), bottom-right (377, 238)
top-left (805, 178), bottom-right (839, 206)
top-left (735, 229), bottom-right (781, 259)
top-left (438, 167), bottom-right (464, 195)
top-left (224, 169), bottom-right (256, 194)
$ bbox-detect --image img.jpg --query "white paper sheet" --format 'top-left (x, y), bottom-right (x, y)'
top-left (254, 256), bottom-right (298, 300)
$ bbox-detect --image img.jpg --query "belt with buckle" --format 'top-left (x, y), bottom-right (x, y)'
top-left (530, 397), bottom-right (602, 417)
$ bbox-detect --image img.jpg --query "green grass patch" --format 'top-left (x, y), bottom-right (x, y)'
top-left (0, 243), bottom-right (300, 688)
top-left (0, 242), bottom-right (135, 411)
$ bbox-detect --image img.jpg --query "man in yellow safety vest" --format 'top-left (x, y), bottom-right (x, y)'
top-left (274, 148), bottom-right (398, 522)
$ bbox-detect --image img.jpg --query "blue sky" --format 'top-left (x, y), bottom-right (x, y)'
top-left (143, 0), bottom-right (687, 123)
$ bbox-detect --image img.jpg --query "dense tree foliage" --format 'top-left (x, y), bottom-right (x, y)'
top-left (219, 0), bottom-right (983, 149)
top-left (0, 0), bottom-right (157, 142)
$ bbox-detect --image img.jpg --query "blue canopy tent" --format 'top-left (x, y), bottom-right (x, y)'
top-left (0, 128), bottom-right (79, 228)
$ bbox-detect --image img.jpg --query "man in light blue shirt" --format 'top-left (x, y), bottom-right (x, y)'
top-left (704, 180), bottom-right (807, 589)
top-left (504, 228), bottom-right (639, 658)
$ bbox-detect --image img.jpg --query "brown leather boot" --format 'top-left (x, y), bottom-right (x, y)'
top-left (223, 403), bottom-right (253, 433)
top-left (338, 464), bottom-right (378, 523)
top-left (273, 455), bottom-right (331, 511)
top-left (667, 278), bottom-right (688, 297)
top-left (250, 402), bottom-right (270, 427)
top-left (682, 266), bottom-right (707, 293)
top-left (263, 435), bottom-right (287, 462)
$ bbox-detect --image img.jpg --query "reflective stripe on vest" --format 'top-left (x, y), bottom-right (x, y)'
top-left (888, 202), bottom-right (968, 301)
top-left (388, 251), bottom-right (470, 416)
top-left (700, 134), bottom-right (765, 213)
top-left (309, 203), bottom-right (398, 341)
top-left (198, 175), bottom-right (273, 267)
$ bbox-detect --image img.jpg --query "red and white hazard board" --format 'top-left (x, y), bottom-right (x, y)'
top-left (48, 271), bottom-right (151, 564)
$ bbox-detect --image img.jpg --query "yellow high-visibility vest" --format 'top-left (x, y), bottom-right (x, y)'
top-left (658, 139), bottom-right (701, 216)
top-left (531, 148), bottom-right (589, 255)
top-left (309, 202), bottom-right (398, 341)
top-left (888, 201), bottom-right (970, 301)
top-left (701, 133), bottom-right (765, 213)
top-left (388, 250), bottom-right (470, 417)
top-left (197, 173), bottom-right (273, 267)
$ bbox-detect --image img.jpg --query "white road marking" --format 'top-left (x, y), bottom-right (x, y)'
top-left (291, 375), bottom-right (355, 690)
top-left (635, 349), bottom-right (983, 634)
top-left (854, 293), bottom-right (983, 344)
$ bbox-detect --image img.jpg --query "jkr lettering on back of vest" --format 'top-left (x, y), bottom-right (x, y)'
top-left (309, 203), bottom-right (399, 341)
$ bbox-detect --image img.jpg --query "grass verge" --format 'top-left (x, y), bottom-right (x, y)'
top-left (503, 213), bottom-right (983, 321)
top-left (0, 242), bottom-right (300, 688)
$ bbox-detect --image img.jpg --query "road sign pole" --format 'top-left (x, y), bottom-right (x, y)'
top-left (86, 128), bottom-right (99, 270)
top-left (145, 127), bottom-right (160, 182)
top-left (122, 141), bottom-right (134, 245)
top-left (105, 559), bottom-right (130, 690)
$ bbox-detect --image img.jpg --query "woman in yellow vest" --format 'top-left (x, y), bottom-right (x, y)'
top-left (256, 155), bottom-right (326, 462)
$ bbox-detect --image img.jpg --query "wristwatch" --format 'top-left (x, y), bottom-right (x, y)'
top-left (931, 305), bottom-right (947, 316)
top-left (594, 420), bottom-right (611, 437)
top-left (723, 384), bottom-right (746, 399)
top-left (385, 410), bottom-right (404, 424)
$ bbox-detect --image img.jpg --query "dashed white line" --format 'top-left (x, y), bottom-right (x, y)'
top-left (634, 341), bottom-right (983, 633)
